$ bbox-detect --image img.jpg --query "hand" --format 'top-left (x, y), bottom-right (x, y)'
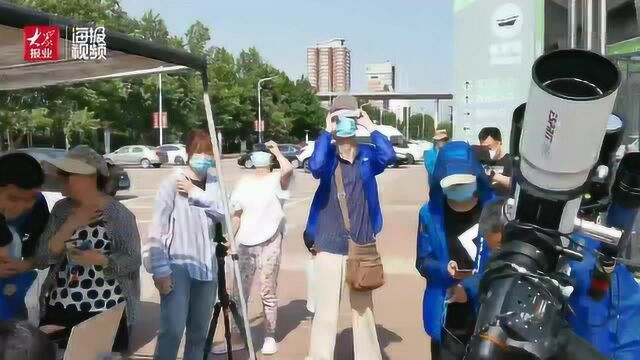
top-left (66, 207), bottom-right (103, 230)
top-left (447, 260), bottom-right (458, 278)
top-left (154, 276), bottom-right (173, 296)
top-left (0, 258), bottom-right (21, 279)
top-left (325, 113), bottom-right (335, 133)
top-left (176, 177), bottom-right (195, 195)
top-left (446, 284), bottom-right (468, 304)
top-left (68, 248), bottom-right (108, 266)
top-left (356, 110), bottom-right (375, 131)
top-left (265, 140), bottom-right (280, 155)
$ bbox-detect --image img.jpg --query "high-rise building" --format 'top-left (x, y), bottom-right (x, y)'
top-left (307, 39), bottom-right (351, 93)
top-left (366, 63), bottom-right (395, 93)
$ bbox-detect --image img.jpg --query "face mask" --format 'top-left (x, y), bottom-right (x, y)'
top-left (335, 117), bottom-right (357, 138)
top-left (443, 182), bottom-right (477, 203)
top-left (251, 151), bottom-right (272, 168)
top-left (190, 154), bottom-right (215, 176)
top-left (489, 149), bottom-right (497, 159)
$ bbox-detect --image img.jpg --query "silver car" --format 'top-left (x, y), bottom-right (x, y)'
top-left (104, 145), bottom-right (169, 168)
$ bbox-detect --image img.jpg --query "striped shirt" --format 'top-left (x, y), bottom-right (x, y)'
top-left (143, 171), bottom-right (225, 281)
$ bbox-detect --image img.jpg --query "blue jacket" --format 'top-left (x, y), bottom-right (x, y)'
top-left (304, 130), bottom-right (396, 243)
top-left (424, 148), bottom-right (438, 183)
top-left (568, 236), bottom-right (640, 359)
top-left (416, 141), bottom-right (494, 342)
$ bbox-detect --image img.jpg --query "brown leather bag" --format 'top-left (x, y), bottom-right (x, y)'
top-left (335, 163), bottom-right (385, 291)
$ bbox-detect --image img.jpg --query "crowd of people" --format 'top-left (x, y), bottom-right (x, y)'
top-left (0, 93), bottom-right (639, 360)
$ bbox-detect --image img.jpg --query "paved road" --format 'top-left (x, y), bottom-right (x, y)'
top-left (122, 159), bottom-right (432, 359)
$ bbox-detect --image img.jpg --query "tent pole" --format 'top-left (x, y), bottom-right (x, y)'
top-left (202, 74), bottom-right (257, 360)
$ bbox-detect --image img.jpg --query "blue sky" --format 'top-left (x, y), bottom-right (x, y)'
top-left (120, 0), bottom-right (454, 93)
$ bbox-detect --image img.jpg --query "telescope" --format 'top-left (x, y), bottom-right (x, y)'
top-left (464, 49), bottom-right (640, 360)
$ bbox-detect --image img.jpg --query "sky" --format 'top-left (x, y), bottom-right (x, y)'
top-left (120, 0), bottom-right (454, 94)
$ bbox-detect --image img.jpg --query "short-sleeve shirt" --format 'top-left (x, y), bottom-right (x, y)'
top-left (49, 221), bottom-right (124, 313)
top-left (230, 173), bottom-right (290, 246)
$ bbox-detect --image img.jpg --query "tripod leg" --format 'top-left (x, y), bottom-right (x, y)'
top-left (222, 307), bottom-right (233, 359)
top-left (228, 300), bottom-right (249, 349)
top-left (203, 303), bottom-right (222, 360)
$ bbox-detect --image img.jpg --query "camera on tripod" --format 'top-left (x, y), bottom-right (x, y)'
top-left (465, 49), bottom-right (640, 360)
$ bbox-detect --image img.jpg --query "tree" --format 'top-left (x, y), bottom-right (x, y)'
top-left (64, 108), bottom-right (100, 149)
top-left (381, 111), bottom-right (397, 127)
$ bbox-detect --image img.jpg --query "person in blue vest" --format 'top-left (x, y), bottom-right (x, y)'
top-left (567, 235), bottom-right (640, 359)
top-left (416, 141), bottom-right (493, 359)
top-left (424, 129), bottom-right (449, 184)
top-left (0, 153), bottom-right (50, 320)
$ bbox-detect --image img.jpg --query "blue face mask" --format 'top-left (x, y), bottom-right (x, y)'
top-left (190, 154), bottom-right (215, 177)
top-left (443, 182), bottom-right (477, 202)
top-left (335, 117), bottom-right (357, 138)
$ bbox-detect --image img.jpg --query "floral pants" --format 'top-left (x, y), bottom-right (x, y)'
top-left (233, 232), bottom-right (283, 335)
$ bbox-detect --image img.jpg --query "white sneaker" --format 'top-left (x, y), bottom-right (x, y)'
top-left (261, 337), bottom-right (278, 355)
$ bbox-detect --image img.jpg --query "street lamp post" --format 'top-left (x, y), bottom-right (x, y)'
top-left (305, 130), bottom-right (310, 143)
top-left (158, 72), bottom-right (163, 145)
top-left (257, 77), bottom-right (274, 144)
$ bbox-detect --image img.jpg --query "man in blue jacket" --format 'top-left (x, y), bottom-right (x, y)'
top-left (567, 236), bottom-right (640, 359)
top-left (424, 129), bottom-right (449, 184)
top-left (304, 95), bottom-right (395, 360)
top-left (416, 141), bottom-right (493, 359)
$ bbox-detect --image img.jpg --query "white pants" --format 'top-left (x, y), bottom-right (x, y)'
top-left (307, 252), bottom-right (382, 360)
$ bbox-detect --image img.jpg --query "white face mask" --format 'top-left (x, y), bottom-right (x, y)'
top-left (489, 149), bottom-right (497, 159)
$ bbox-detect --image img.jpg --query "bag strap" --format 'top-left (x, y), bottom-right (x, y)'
top-left (334, 162), bottom-right (351, 234)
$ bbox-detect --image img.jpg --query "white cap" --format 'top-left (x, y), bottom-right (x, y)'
top-left (440, 174), bottom-right (476, 189)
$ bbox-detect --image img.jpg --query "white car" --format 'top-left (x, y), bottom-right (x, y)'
top-left (158, 144), bottom-right (188, 165)
top-left (104, 145), bottom-right (168, 168)
top-left (297, 141), bottom-right (315, 171)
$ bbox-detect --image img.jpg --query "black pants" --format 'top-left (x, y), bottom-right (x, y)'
top-left (41, 303), bottom-right (129, 353)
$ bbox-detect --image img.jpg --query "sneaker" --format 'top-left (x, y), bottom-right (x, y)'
top-left (261, 337), bottom-right (278, 355)
top-left (210, 333), bottom-right (246, 355)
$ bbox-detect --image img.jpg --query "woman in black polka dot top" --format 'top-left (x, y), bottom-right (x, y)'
top-left (34, 146), bottom-right (141, 354)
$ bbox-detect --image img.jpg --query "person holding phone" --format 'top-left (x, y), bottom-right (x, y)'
top-left (144, 129), bottom-right (225, 360)
top-left (34, 145), bottom-right (141, 353)
top-left (416, 141), bottom-right (494, 359)
top-left (211, 140), bottom-right (294, 355)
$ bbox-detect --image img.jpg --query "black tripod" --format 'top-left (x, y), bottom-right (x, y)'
top-left (203, 224), bottom-right (252, 360)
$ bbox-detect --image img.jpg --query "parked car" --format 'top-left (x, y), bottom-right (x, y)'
top-left (158, 144), bottom-right (188, 165)
top-left (10, 148), bottom-right (130, 196)
top-left (104, 145), bottom-right (168, 168)
top-left (237, 143), bottom-right (301, 169)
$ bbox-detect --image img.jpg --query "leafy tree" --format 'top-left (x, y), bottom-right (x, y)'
top-left (64, 108), bottom-right (100, 148)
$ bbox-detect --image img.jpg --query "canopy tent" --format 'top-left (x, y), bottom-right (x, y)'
top-left (0, 2), bottom-right (257, 358)
top-left (0, 1), bottom-right (206, 90)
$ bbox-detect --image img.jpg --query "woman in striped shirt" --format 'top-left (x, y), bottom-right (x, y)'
top-left (144, 130), bottom-right (225, 360)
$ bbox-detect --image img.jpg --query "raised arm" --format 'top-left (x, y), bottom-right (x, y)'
top-left (265, 141), bottom-right (294, 190)
top-left (309, 114), bottom-right (337, 179)
top-left (357, 111), bottom-right (395, 175)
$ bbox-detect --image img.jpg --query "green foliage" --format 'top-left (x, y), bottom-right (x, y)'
top-left (0, 0), bottom-right (325, 152)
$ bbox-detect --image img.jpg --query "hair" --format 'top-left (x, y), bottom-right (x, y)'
top-left (185, 129), bottom-right (214, 159)
top-left (478, 127), bottom-right (502, 142)
top-left (0, 320), bottom-right (57, 360)
top-left (479, 197), bottom-right (508, 235)
top-left (0, 153), bottom-right (44, 189)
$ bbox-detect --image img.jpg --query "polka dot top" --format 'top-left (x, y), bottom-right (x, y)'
top-left (49, 222), bottom-right (125, 312)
